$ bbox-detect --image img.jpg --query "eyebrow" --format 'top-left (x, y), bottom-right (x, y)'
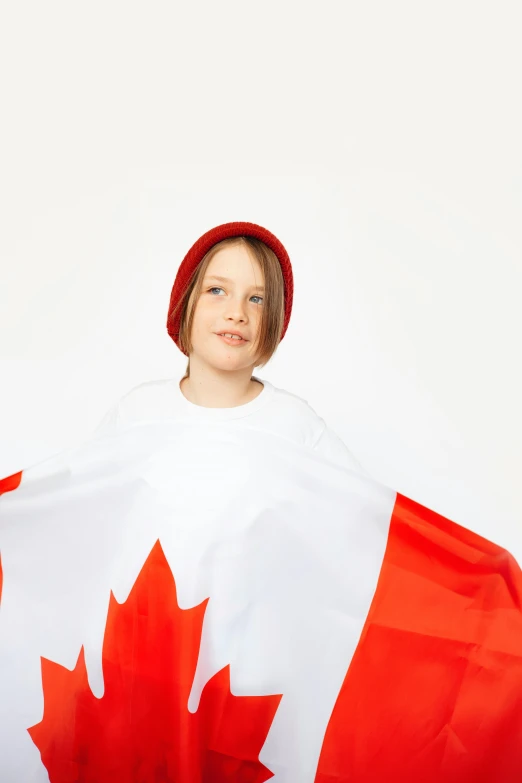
top-left (204, 275), bottom-right (265, 291)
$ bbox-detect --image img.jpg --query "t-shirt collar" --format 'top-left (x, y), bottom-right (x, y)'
top-left (172, 375), bottom-right (274, 420)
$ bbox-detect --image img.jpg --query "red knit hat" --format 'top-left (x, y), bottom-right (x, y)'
top-left (166, 221), bottom-right (294, 356)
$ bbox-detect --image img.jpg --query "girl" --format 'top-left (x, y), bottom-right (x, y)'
top-left (2, 222), bottom-right (521, 783)
top-left (96, 220), bottom-right (370, 478)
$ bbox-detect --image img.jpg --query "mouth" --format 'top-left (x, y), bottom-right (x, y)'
top-left (216, 333), bottom-right (248, 346)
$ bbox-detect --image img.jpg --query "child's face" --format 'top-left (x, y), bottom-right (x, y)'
top-left (189, 244), bottom-right (265, 373)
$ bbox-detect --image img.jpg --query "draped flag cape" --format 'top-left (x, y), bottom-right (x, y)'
top-left (0, 419), bottom-right (521, 782)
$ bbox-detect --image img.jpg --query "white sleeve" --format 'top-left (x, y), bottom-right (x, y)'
top-left (90, 380), bottom-right (160, 438)
top-left (91, 399), bottom-right (121, 439)
top-left (312, 422), bottom-right (372, 478)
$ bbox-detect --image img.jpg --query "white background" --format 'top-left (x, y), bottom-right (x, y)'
top-left (1, 1), bottom-right (521, 560)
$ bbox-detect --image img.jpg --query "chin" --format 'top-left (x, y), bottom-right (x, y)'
top-left (199, 351), bottom-right (244, 371)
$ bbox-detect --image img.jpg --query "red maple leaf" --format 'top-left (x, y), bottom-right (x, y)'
top-left (28, 540), bottom-right (282, 782)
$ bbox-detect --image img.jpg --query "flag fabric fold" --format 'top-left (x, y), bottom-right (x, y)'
top-left (0, 420), bottom-right (521, 782)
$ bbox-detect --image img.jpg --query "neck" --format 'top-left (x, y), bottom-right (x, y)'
top-left (180, 359), bottom-right (262, 408)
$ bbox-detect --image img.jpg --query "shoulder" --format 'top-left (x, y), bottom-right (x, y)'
top-left (93, 378), bottom-right (175, 436)
top-left (268, 382), bottom-right (369, 476)
top-left (117, 378), bottom-right (181, 425)
top-left (265, 382), bottom-right (327, 448)
top-left (118, 378), bottom-right (174, 407)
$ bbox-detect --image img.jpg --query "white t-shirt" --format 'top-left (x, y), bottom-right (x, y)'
top-left (95, 375), bottom-right (370, 477)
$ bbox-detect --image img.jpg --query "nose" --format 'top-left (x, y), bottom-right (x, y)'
top-left (224, 296), bottom-right (248, 323)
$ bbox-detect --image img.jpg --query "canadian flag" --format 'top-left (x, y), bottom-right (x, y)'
top-left (0, 421), bottom-right (521, 782)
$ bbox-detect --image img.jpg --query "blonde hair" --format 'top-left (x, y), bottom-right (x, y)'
top-left (169, 236), bottom-right (286, 378)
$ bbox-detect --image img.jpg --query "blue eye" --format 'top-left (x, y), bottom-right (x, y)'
top-left (208, 287), bottom-right (263, 304)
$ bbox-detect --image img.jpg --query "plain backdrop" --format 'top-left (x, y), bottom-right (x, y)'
top-left (1, 1), bottom-right (521, 562)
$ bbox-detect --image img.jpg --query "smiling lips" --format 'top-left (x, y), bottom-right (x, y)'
top-left (217, 333), bottom-right (248, 346)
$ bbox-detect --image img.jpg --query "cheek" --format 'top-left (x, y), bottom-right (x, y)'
top-left (193, 299), bottom-right (210, 320)
top-left (191, 303), bottom-right (215, 336)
